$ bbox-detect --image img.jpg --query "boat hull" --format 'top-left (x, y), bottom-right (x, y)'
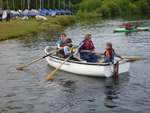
top-left (45, 47), bottom-right (130, 77)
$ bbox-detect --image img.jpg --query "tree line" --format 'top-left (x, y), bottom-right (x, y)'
top-left (0, 0), bottom-right (80, 10)
top-left (77, 0), bottom-right (150, 18)
top-left (0, 0), bottom-right (150, 18)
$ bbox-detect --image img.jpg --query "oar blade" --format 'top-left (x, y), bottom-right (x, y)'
top-left (126, 57), bottom-right (142, 62)
top-left (45, 68), bottom-right (59, 81)
top-left (16, 64), bottom-right (27, 70)
top-left (45, 75), bottom-right (54, 81)
top-left (123, 56), bottom-right (143, 62)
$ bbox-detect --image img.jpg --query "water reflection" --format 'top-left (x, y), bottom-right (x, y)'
top-left (104, 73), bottom-right (130, 108)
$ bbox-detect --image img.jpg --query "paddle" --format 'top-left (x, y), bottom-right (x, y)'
top-left (122, 56), bottom-right (143, 62)
top-left (16, 49), bottom-right (58, 70)
top-left (45, 54), bottom-right (73, 81)
top-left (113, 56), bottom-right (142, 80)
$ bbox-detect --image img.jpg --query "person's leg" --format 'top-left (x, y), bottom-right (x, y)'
top-left (89, 53), bottom-right (98, 63)
top-left (80, 52), bottom-right (89, 62)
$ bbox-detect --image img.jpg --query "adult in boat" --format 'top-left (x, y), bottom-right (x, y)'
top-left (57, 33), bottom-right (67, 49)
top-left (79, 33), bottom-right (98, 62)
top-left (100, 42), bottom-right (122, 64)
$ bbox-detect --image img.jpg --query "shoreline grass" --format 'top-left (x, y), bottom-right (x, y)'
top-left (0, 16), bottom-right (76, 41)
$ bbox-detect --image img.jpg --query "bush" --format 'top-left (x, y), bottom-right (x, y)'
top-left (128, 3), bottom-right (139, 15)
top-left (78, 0), bottom-right (101, 12)
top-left (77, 0), bottom-right (150, 19)
top-left (77, 10), bottom-right (99, 19)
top-left (135, 0), bottom-right (150, 15)
top-left (99, 0), bottom-right (121, 18)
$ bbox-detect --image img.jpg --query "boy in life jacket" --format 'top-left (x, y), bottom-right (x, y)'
top-left (60, 38), bottom-right (78, 61)
top-left (57, 33), bottom-right (67, 49)
top-left (102, 42), bottom-right (122, 64)
top-left (79, 33), bottom-right (98, 62)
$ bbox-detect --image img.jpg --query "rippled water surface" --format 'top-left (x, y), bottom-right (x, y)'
top-left (0, 20), bottom-right (150, 113)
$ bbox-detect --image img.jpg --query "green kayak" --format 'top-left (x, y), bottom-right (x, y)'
top-left (114, 27), bottom-right (150, 33)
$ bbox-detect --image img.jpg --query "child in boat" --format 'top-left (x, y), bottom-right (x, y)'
top-left (63, 38), bottom-right (73, 57)
top-left (57, 33), bottom-right (67, 49)
top-left (100, 42), bottom-right (122, 64)
top-left (58, 38), bottom-right (73, 57)
top-left (61, 38), bottom-right (79, 61)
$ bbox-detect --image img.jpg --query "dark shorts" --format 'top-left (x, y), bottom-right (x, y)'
top-left (80, 52), bottom-right (98, 63)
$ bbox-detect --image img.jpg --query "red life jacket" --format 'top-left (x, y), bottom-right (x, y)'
top-left (81, 40), bottom-right (95, 50)
top-left (123, 23), bottom-right (132, 29)
top-left (104, 48), bottom-right (115, 62)
top-left (104, 49), bottom-right (111, 58)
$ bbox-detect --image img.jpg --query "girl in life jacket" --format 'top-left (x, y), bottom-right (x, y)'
top-left (103, 42), bottom-right (122, 64)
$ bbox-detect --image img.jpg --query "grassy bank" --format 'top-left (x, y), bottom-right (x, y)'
top-left (0, 16), bottom-right (76, 41)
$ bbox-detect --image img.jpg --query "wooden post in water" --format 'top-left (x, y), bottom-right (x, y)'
top-left (113, 61), bottom-right (119, 80)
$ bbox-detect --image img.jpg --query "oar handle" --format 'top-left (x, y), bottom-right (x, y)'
top-left (43, 49), bottom-right (59, 58)
top-left (43, 53), bottom-right (52, 58)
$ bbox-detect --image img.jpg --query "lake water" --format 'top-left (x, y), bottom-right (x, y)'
top-left (0, 20), bottom-right (150, 113)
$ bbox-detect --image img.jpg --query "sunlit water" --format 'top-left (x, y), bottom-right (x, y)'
top-left (0, 20), bottom-right (150, 113)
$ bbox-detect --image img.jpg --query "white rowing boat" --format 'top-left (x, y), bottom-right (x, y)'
top-left (44, 46), bottom-right (130, 77)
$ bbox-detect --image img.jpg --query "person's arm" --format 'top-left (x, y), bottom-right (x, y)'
top-left (64, 46), bottom-right (71, 56)
top-left (91, 42), bottom-right (95, 51)
top-left (74, 42), bottom-right (83, 55)
top-left (113, 49), bottom-right (123, 59)
top-left (57, 40), bottom-right (64, 49)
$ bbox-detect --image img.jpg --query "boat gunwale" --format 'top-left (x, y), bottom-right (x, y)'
top-left (45, 46), bottom-right (128, 66)
top-left (46, 53), bottom-right (128, 67)
top-left (48, 54), bottom-right (110, 66)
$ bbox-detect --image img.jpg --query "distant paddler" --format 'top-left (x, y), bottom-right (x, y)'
top-left (122, 22), bottom-right (133, 30)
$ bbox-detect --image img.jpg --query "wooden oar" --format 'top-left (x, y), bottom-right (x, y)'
top-left (16, 49), bottom-right (58, 70)
top-left (122, 56), bottom-right (143, 62)
top-left (45, 55), bottom-right (72, 81)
